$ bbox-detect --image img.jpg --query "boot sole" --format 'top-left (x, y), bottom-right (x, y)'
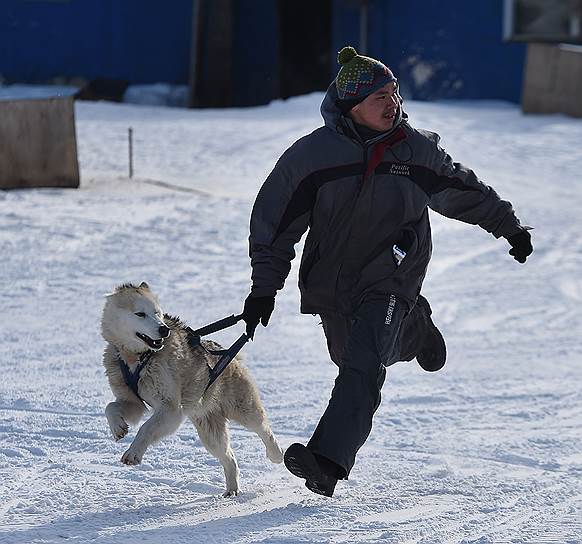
top-left (284, 444), bottom-right (336, 497)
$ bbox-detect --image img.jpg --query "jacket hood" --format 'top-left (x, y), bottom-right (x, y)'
top-left (320, 82), bottom-right (344, 130)
top-left (320, 81), bottom-right (408, 140)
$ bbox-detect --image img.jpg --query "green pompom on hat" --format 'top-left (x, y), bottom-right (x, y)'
top-left (338, 46), bottom-right (358, 65)
top-left (335, 45), bottom-right (396, 101)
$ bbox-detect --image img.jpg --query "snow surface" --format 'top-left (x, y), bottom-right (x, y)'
top-left (1, 91), bottom-right (581, 543)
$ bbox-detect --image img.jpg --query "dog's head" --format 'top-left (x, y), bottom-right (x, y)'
top-left (101, 282), bottom-right (170, 353)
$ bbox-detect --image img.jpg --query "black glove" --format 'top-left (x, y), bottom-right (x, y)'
top-left (507, 230), bottom-right (533, 263)
top-left (242, 295), bottom-right (275, 339)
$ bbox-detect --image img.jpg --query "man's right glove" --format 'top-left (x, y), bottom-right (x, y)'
top-left (242, 295), bottom-right (275, 340)
top-left (507, 230), bottom-right (533, 263)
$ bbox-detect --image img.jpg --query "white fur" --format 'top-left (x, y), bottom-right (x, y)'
top-left (101, 282), bottom-right (283, 497)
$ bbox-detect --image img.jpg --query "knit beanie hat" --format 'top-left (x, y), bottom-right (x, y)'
top-left (335, 46), bottom-right (396, 105)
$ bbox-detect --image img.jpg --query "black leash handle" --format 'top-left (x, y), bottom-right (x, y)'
top-left (187, 313), bottom-right (244, 337)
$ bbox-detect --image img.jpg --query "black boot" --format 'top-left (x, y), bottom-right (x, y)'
top-left (399, 295), bottom-right (446, 372)
top-left (284, 443), bottom-right (339, 497)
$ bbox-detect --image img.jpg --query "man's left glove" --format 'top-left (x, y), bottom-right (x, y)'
top-left (242, 295), bottom-right (275, 340)
top-left (507, 230), bottom-right (533, 263)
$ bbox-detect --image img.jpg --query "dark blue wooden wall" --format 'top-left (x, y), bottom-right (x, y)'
top-left (332, 0), bottom-right (526, 102)
top-left (0, 0), bottom-right (526, 103)
top-left (0, 0), bottom-right (193, 84)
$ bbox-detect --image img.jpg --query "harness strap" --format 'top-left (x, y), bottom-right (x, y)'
top-left (117, 350), bottom-right (152, 407)
top-left (188, 333), bottom-right (229, 356)
top-left (186, 328), bottom-right (241, 377)
top-left (186, 325), bottom-right (249, 393)
top-left (205, 333), bottom-right (249, 392)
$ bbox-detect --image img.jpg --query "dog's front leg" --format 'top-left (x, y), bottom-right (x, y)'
top-left (106, 400), bottom-right (145, 441)
top-left (121, 402), bottom-right (182, 465)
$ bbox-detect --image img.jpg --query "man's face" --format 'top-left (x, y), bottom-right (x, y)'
top-left (349, 82), bottom-right (400, 132)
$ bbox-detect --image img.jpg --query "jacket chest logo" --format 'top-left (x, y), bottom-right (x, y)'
top-left (389, 163), bottom-right (410, 177)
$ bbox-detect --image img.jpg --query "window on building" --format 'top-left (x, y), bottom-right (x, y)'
top-left (504, 0), bottom-right (582, 43)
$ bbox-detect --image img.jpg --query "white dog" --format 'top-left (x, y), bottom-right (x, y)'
top-left (101, 282), bottom-right (284, 496)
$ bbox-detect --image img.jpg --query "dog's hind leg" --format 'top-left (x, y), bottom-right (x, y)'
top-left (191, 415), bottom-right (240, 497)
top-left (121, 402), bottom-right (182, 465)
top-left (231, 407), bottom-right (284, 464)
top-left (105, 400), bottom-right (146, 441)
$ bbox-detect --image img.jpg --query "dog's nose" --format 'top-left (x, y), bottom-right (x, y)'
top-left (158, 325), bottom-right (170, 338)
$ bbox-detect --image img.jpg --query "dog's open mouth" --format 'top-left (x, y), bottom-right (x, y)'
top-left (136, 332), bottom-right (164, 350)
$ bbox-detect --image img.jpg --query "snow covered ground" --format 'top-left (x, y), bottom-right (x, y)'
top-left (1, 91), bottom-right (581, 543)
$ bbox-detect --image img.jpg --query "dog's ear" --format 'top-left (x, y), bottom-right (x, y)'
top-left (139, 282), bottom-right (150, 290)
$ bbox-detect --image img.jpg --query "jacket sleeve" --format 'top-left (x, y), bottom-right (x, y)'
top-left (248, 148), bottom-right (312, 298)
top-left (426, 137), bottom-right (525, 239)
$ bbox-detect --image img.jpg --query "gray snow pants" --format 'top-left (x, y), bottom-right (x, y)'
top-left (307, 294), bottom-right (409, 478)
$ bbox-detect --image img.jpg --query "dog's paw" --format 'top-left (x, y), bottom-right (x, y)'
top-left (267, 444), bottom-right (284, 464)
top-left (121, 447), bottom-right (143, 465)
top-left (109, 418), bottom-right (129, 441)
top-left (222, 488), bottom-right (240, 498)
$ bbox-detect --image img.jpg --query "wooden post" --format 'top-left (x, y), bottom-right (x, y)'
top-left (188, 0), bottom-right (203, 108)
top-left (194, 0), bottom-right (233, 107)
top-left (359, 0), bottom-right (369, 55)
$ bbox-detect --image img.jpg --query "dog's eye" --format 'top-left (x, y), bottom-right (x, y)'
top-left (135, 312), bottom-right (146, 318)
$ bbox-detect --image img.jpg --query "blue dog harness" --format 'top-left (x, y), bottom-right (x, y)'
top-left (117, 350), bottom-right (153, 406)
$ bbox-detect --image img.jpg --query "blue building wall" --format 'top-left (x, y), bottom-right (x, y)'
top-left (0, 0), bottom-right (192, 84)
top-left (0, 0), bottom-right (526, 103)
top-left (332, 0), bottom-right (527, 102)
top-left (232, 0), bottom-right (279, 107)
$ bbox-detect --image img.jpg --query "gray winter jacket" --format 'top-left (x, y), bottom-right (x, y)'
top-left (249, 84), bottom-right (526, 315)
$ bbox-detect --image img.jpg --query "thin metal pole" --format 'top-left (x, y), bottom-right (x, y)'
top-left (128, 127), bottom-right (133, 178)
